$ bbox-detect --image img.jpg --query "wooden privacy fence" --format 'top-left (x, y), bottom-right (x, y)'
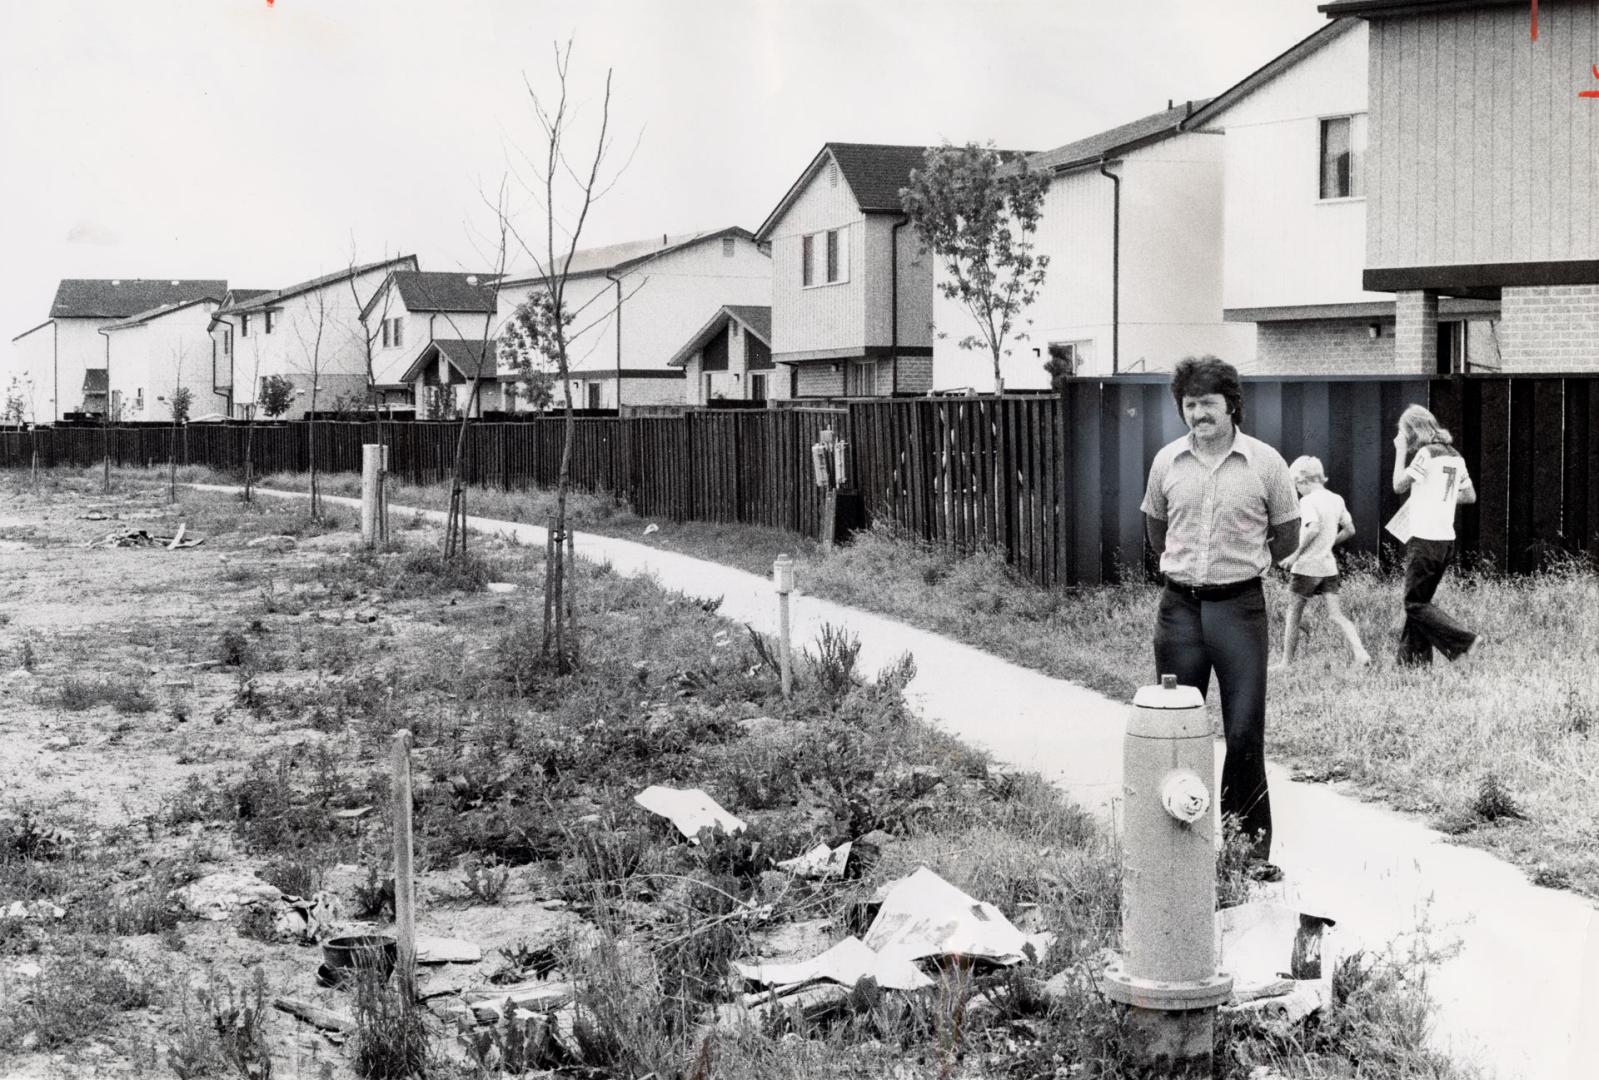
top-left (3, 376), bottom-right (1594, 583)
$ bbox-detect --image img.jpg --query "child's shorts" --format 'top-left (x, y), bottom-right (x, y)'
top-left (1290, 573), bottom-right (1340, 598)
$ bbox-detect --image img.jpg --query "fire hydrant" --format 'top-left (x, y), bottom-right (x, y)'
top-left (1103, 673), bottom-right (1233, 1077)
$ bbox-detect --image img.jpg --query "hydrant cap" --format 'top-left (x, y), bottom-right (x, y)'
top-left (1129, 679), bottom-right (1208, 738)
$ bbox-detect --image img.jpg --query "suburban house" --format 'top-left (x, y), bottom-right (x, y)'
top-left (99, 295), bottom-right (229, 422)
top-left (1316, 0), bottom-right (1599, 372)
top-left (209, 256), bottom-right (416, 419)
top-left (667, 305), bottom-right (782, 405)
top-left (755, 143), bottom-right (935, 397)
top-left (10, 279), bottom-right (225, 421)
top-left (400, 338), bottom-right (520, 417)
top-left (936, 106), bottom-right (1253, 389)
top-left (1182, 17), bottom-right (1501, 374)
top-left (493, 228), bottom-right (770, 410)
top-left (358, 269), bottom-right (497, 412)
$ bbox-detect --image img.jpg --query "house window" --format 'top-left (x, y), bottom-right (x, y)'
top-left (802, 227), bottom-right (848, 287)
top-left (223, 329), bottom-right (232, 356)
top-left (1047, 341), bottom-right (1090, 376)
top-left (748, 372), bottom-right (768, 402)
top-left (828, 163), bottom-right (840, 187)
top-left (240, 314), bottom-right (250, 338)
top-left (586, 382), bottom-right (602, 410)
top-left (704, 373), bottom-right (715, 403)
top-left (264, 310), bottom-right (276, 334)
top-left (846, 359), bottom-right (878, 396)
top-left (381, 321), bottom-right (389, 348)
top-left (1319, 114), bottom-right (1367, 199)
top-left (135, 388), bottom-right (144, 411)
top-left (391, 319), bottom-right (403, 347)
top-left (381, 318), bottom-right (404, 348)
top-left (722, 237), bottom-right (736, 257)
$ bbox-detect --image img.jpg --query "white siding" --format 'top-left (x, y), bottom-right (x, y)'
top-left (767, 155), bottom-right (868, 357)
top-left (6, 323), bottom-right (54, 422)
top-left (493, 236), bottom-right (770, 379)
top-left (55, 319), bottom-right (111, 419)
top-left (937, 130), bottom-right (1248, 388)
top-left (105, 302), bottom-right (228, 422)
top-left (1212, 22), bottom-right (1385, 311)
top-left (682, 322), bottom-right (787, 405)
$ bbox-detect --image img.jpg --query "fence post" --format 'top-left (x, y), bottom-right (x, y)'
top-left (361, 444), bottom-right (382, 548)
top-left (773, 554), bottom-right (794, 698)
top-left (390, 730), bottom-right (417, 1002)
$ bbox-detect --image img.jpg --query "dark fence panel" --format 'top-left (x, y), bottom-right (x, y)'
top-left (3, 376), bottom-right (1595, 582)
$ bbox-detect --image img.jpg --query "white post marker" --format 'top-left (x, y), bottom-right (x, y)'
top-left (773, 554), bottom-right (795, 698)
top-left (391, 729), bottom-right (416, 1001)
top-left (379, 442), bottom-right (391, 543)
top-left (360, 444), bottom-right (382, 547)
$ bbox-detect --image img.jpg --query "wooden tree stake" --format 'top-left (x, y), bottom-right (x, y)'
top-left (391, 729), bottom-right (416, 1002)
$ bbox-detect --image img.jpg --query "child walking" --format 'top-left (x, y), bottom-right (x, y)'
top-left (1277, 456), bottom-right (1371, 667)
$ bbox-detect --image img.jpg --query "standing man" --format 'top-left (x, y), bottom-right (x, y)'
top-left (1141, 356), bottom-right (1300, 877)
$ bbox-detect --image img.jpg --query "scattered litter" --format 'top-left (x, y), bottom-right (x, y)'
top-left (273, 996), bottom-right (354, 1033)
top-left (1218, 901), bottom-right (1340, 1022)
top-left (273, 890), bottom-right (344, 942)
top-left (172, 871), bottom-right (282, 920)
top-left (778, 841), bottom-right (852, 881)
top-left (332, 806), bottom-right (373, 821)
top-left (463, 979), bottom-right (574, 1022)
top-left (417, 936), bottom-right (483, 965)
top-left (736, 935), bottom-right (932, 993)
top-left (9, 961), bottom-right (41, 980)
top-left (486, 582), bottom-right (518, 594)
top-left (717, 982), bottom-right (849, 1029)
top-left (4, 899), bottom-right (65, 921)
top-left (167, 523), bottom-right (188, 550)
top-left (82, 510), bottom-right (111, 521)
top-left (88, 526), bottom-right (204, 550)
top-left (634, 785), bottom-right (746, 842)
top-left (862, 866), bottom-right (1053, 967)
top-left (643, 523), bottom-right (660, 536)
top-left (539, 898), bottom-right (569, 911)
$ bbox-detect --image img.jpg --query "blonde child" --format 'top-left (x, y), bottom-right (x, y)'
top-left (1277, 456), bottom-right (1370, 667)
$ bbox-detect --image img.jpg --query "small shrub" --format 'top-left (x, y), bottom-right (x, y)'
top-left (461, 856), bottom-right (512, 904)
top-left (17, 637), bottom-right (35, 672)
top-left (807, 623), bottom-right (862, 700)
top-left (1216, 815), bottom-right (1256, 910)
top-left (217, 628), bottom-right (251, 668)
top-left (1472, 772), bottom-right (1525, 822)
top-left (262, 855), bottom-right (324, 899)
top-left (212, 971), bottom-right (275, 1080)
top-left (0, 807), bottom-right (77, 861)
top-left (352, 865), bottom-right (395, 920)
top-left (235, 903), bottom-right (282, 944)
top-left (57, 675), bottom-right (155, 714)
top-left (350, 969), bottom-right (432, 1080)
top-left (0, 940), bottom-right (155, 1052)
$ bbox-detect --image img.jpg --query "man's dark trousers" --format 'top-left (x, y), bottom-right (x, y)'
top-left (1153, 578), bottom-right (1271, 860)
top-left (1398, 538), bottom-right (1476, 665)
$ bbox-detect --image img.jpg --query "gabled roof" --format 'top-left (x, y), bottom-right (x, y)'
top-left (1028, 101), bottom-right (1211, 174)
top-left (83, 369), bottom-right (109, 393)
top-left (667, 305), bottom-right (773, 368)
top-left (214, 256), bottom-right (417, 315)
top-left (400, 338), bottom-right (500, 384)
top-left (1182, 20), bottom-right (1359, 131)
top-left (756, 143), bottom-right (930, 240)
top-left (101, 295), bottom-right (220, 333)
top-left (50, 279), bottom-right (227, 320)
top-left (361, 270), bottom-right (497, 320)
top-left (499, 227), bottom-right (756, 287)
top-left (1318, 0), bottom-right (1521, 17)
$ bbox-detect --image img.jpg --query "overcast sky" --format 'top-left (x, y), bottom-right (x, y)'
top-left (1, 0), bottom-right (1327, 340)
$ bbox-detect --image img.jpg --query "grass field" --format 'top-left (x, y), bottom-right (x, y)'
top-left (215, 465), bottom-right (1599, 900)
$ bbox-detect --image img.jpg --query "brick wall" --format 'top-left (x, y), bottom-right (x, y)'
top-left (1394, 290), bottom-right (1438, 374)
top-left (794, 364), bottom-right (843, 397)
top-left (889, 355), bottom-right (933, 394)
top-left (1499, 285), bottom-right (1599, 371)
top-left (1241, 319), bottom-right (1396, 375)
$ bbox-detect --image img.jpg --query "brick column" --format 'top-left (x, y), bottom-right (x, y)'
top-left (1393, 290), bottom-right (1438, 374)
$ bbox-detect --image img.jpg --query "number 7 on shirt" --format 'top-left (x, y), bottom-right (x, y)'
top-left (1441, 464), bottom-right (1458, 502)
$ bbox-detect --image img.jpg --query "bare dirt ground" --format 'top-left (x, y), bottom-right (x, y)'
top-left (0, 478), bottom-right (581, 1078)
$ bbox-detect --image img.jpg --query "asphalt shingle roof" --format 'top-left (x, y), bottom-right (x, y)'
top-left (435, 338), bottom-right (500, 380)
top-left (102, 295), bottom-right (220, 332)
top-left (723, 305), bottom-right (771, 342)
top-left (391, 271), bottom-right (497, 314)
top-left (82, 370), bottom-right (109, 393)
top-left (50, 279), bottom-right (227, 320)
top-left (825, 143), bottom-right (934, 212)
top-left (215, 257), bottom-right (415, 315)
top-left (499, 228), bottom-right (753, 286)
top-left (1028, 101), bottom-right (1211, 173)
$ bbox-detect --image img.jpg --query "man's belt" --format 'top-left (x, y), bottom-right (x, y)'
top-left (1162, 576), bottom-right (1261, 601)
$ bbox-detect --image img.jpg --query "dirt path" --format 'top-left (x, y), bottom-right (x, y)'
top-left (216, 484), bottom-right (1598, 1080)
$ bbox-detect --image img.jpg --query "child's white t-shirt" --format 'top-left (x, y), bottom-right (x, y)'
top-left (1294, 487), bottom-right (1346, 578)
top-left (1405, 445), bottom-right (1469, 541)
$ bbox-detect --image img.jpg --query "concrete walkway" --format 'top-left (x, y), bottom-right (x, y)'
top-left (220, 486), bottom-right (1597, 1079)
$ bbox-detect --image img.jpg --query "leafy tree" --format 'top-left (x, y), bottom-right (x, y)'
top-left (259, 375), bottom-right (295, 419)
top-left (169, 386), bottom-right (193, 424)
top-left (2, 378), bottom-right (25, 426)
top-left (500, 294), bottom-right (562, 413)
top-left (900, 143), bottom-right (1050, 393)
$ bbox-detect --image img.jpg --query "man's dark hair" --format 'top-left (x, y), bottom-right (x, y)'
top-left (1171, 355), bottom-right (1245, 428)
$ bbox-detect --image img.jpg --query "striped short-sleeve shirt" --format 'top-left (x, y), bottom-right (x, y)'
top-left (1140, 429), bottom-right (1300, 586)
